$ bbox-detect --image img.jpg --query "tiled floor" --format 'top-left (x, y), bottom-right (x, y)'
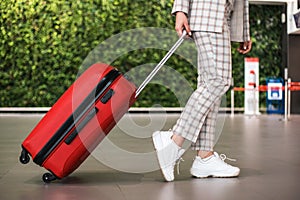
top-left (0, 113), bottom-right (299, 200)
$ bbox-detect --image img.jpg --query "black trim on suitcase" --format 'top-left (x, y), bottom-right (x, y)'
top-left (33, 69), bottom-right (121, 166)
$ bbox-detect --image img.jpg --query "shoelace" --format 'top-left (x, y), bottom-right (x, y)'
top-left (175, 148), bottom-right (186, 175)
top-left (176, 157), bottom-right (184, 175)
top-left (219, 153), bottom-right (237, 162)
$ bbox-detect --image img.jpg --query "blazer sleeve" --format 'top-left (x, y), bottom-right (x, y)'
top-left (243, 0), bottom-right (250, 41)
top-left (171, 0), bottom-right (190, 15)
top-left (230, 0), bottom-right (250, 42)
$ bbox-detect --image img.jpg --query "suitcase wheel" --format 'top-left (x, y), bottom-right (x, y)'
top-left (19, 149), bottom-right (30, 164)
top-left (42, 173), bottom-right (57, 183)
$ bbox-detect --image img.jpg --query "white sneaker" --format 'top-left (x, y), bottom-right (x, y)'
top-left (190, 152), bottom-right (240, 178)
top-left (152, 131), bottom-right (185, 182)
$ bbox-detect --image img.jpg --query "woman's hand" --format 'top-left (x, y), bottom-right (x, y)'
top-left (175, 12), bottom-right (192, 37)
top-left (237, 40), bottom-right (252, 54)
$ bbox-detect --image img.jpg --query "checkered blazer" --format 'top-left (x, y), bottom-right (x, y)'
top-left (172, 0), bottom-right (250, 42)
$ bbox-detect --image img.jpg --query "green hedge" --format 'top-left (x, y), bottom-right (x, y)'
top-left (0, 0), bottom-right (282, 107)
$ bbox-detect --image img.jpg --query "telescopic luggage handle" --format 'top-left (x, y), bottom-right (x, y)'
top-left (135, 30), bottom-right (187, 98)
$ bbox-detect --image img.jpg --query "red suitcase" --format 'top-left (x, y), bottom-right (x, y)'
top-left (19, 63), bottom-right (137, 182)
top-left (19, 32), bottom-right (186, 183)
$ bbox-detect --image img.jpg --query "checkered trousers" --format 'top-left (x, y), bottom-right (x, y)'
top-left (172, 2), bottom-right (233, 151)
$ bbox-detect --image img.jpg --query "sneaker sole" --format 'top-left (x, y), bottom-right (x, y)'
top-left (190, 168), bottom-right (240, 178)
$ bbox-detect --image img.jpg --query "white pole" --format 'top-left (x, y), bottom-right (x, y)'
top-left (284, 68), bottom-right (288, 121)
top-left (288, 78), bottom-right (291, 120)
top-left (231, 79), bottom-right (234, 117)
top-left (253, 72), bottom-right (257, 117)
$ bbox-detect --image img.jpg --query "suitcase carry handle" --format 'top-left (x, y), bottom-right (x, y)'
top-left (135, 30), bottom-right (187, 97)
top-left (64, 107), bottom-right (99, 145)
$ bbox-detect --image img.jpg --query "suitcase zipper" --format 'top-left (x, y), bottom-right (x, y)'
top-left (33, 69), bottom-right (120, 166)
